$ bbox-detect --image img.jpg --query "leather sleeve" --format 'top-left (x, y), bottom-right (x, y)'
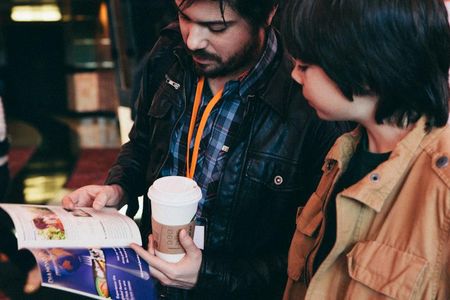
top-left (105, 22), bottom-right (181, 217)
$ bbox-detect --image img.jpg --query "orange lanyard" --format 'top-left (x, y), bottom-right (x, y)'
top-left (186, 77), bottom-right (224, 179)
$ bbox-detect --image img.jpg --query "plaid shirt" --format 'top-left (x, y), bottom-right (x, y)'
top-left (161, 28), bottom-right (279, 217)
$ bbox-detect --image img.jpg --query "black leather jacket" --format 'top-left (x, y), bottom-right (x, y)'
top-left (106, 23), bottom-right (349, 299)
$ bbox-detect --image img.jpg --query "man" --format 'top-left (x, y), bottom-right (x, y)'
top-left (63, 0), bottom-right (349, 298)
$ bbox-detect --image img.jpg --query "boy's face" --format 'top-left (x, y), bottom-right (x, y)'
top-left (176, 0), bottom-right (264, 78)
top-left (291, 59), bottom-right (375, 122)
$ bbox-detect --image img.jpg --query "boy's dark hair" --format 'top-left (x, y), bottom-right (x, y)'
top-left (283, 0), bottom-right (450, 128)
top-left (176, 0), bottom-right (279, 28)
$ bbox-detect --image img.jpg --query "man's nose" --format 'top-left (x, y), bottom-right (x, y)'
top-left (186, 24), bottom-right (208, 51)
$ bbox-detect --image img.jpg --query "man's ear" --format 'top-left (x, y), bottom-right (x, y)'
top-left (266, 5), bottom-right (278, 26)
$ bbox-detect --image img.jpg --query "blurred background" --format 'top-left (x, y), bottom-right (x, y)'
top-left (0, 0), bottom-right (175, 205)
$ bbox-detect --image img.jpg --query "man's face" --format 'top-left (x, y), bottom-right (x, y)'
top-left (176, 0), bottom-right (264, 78)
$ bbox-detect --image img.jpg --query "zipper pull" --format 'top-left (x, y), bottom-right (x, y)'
top-left (165, 74), bottom-right (181, 90)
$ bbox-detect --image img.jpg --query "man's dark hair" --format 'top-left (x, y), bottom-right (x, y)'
top-left (176, 0), bottom-right (279, 28)
top-left (283, 0), bottom-right (450, 129)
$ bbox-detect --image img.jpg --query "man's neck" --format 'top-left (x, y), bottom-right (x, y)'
top-left (207, 77), bottom-right (233, 95)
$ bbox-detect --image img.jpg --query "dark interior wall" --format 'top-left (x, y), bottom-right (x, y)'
top-left (4, 22), bottom-right (66, 118)
top-left (127, 0), bottom-right (176, 110)
top-left (0, 0), bottom-right (176, 116)
top-left (129, 0), bottom-right (176, 60)
top-left (107, 0), bottom-right (175, 108)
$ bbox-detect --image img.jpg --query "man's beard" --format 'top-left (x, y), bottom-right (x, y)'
top-left (189, 35), bottom-right (261, 78)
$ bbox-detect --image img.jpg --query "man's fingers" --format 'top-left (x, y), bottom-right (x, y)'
top-left (61, 185), bottom-right (122, 210)
top-left (129, 244), bottom-right (172, 284)
top-left (130, 243), bottom-right (154, 262)
top-left (61, 195), bottom-right (76, 210)
top-left (24, 266), bottom-right (41, 294)
top-left (93, 192), bottom-right (108, 210)
top-left (148, 235), bottom-right (156, 256)
top-left (93, 185), bottom-right (122, 209)
top-left (131, 236), bottom-right (201, 290)
top-left (61, 186), bottom-right (97, 208)
top-left (179, 230), bottom-right (200, 257)
top-left (62, 188), bottom-right (95, 208)
top-left (130, 243), bottom-right (172, 275)
top-left (131, 243), bottom-right (174, 277)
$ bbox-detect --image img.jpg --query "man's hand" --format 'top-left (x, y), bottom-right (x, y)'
top-left (62, 184), bottom-right (124, 210)
top-left (131, 229), bottom-right (202, 289)
top-left (24, 266), bottom-right (41, 294)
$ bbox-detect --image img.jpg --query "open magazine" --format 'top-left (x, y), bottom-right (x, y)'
top-left (0, 203), bottom-right (156, 300)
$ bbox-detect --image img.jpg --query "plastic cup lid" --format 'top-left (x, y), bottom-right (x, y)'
top-left (147, 176), bottom-right (202, 206)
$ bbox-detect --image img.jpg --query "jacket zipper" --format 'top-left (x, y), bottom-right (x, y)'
top-left (165, 74), bottom-right (181, 90)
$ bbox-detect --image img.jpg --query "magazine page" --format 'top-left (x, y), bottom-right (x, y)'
top-left (0, 204), bottom-right (142, 249)
top-left (30, 247), bottom-right (156, 300)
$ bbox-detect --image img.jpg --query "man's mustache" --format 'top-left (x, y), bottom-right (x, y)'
top-left (189, 49), bottom-right (221, 62)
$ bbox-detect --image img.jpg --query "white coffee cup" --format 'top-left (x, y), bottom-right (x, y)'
top-left (148, 176), bottom-right (202, 263)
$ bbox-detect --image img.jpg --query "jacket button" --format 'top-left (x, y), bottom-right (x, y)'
top-left (370, 173), bottom-right (380, 182)
top-left (274, 175), bottom-right (283, 185)
top-left (436, 156), bottom-right (448, 169)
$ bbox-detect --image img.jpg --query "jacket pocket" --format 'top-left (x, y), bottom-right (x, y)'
top-left (287, 193), bottom-right (323, 281)
top-left (147, 93), bottom-right (174, 118)
top-left (346, 240), bottom-right (428, 299)
top-left (245, 157), bottom-right (302, 192)
top-left (147, 79), bottom-right (179, 119)
top-left (233, 156), bottom-right (307, 251)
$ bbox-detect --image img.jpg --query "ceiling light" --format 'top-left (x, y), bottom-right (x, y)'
top-left (11, 4), bottom-right (62, 22)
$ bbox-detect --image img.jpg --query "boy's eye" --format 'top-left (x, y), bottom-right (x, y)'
top-left (299, 65), bottom-right (309, 72)
top-left (295, 61), bottom-right (310, 72)
top-left (289, 56), bottom-right (310, 72)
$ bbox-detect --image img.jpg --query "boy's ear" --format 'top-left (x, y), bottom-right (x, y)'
top-left (266, 5), bottom-right (278, 26)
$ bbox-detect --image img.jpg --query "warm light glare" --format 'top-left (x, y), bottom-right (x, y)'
top-left (11, 5), bottom-right (62, 22)
top-left (99, 2), bottom-right (109, 31)
top-left (23, 174), bottom-right (68, 203)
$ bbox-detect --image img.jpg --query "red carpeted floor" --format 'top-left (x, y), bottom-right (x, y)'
top-left (64, 148), bottom-right (120, 189)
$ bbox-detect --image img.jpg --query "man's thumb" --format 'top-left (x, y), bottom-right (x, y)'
top-left (93, 192), bottom-right (108, 210)
top-left (179, 229), bottom-right (199, 255)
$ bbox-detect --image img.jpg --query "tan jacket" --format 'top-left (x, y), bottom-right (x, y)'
top-left (284, 117), bottom-right (450, 300)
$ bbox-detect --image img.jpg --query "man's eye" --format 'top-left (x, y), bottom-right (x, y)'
top-left (178, 13), bottom-right (189, 21)
top-left (208, 25), bottom-right (227, 33)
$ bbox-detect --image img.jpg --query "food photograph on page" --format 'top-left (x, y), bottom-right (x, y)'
top-left (28, 207), bottom-right (66, 240)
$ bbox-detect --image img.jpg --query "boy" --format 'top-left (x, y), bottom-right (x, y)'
top-left (282, 0), bottom-right (450, 299)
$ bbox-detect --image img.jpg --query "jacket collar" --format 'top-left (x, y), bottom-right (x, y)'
top-left (257, 49), bottom-right (294, 117)
top-left (326, 117), bottom-right (442, 212)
